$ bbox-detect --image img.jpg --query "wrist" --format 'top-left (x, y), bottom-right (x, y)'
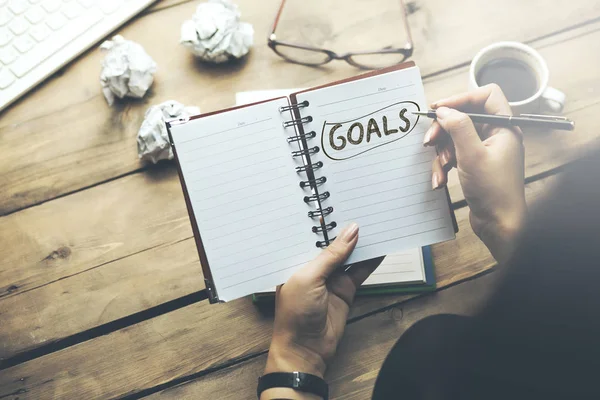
top-left (260, 387), bottom-right (322, 400)
top-left (474, 204), bottom-right (526, 263)
top-left (265, 339), bottom-right (327, 378)
top-left (262, 342), bottom-right (327, 400)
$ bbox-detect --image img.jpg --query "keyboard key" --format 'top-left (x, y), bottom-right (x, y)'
top-left (62, 3), bottom-right (84, 19)
top-left (0, 27), bottom-right (11, 46)
top-left (0, 45), bottom-right (19, 64)
top-left (29, 22), bottom-right (51, 41)
top-left (25, 5), bottom-right (45, 24)
top-left (9, 16), bottom-right (29, 35)
top-left (0, 9), bottom-right (13, 26)
top-left (10, 7), bottom-right (102, 77)
top-left (8, 0), bottom-right (28, 15)
top-left (46, 12), bottom-right (67, 30)
top-left (13, 34), bottom-right (35, 52)
top-left (0, 66), bottom-right (16, 88)
top-left (41, 0), bottom-right (61, 12)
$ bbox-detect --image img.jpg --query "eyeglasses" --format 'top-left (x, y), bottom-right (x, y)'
top-left (268, 0), bottom-right (414, 69)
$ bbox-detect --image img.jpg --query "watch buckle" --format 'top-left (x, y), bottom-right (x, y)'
top-left (292, 371), bottom-right (301, 388)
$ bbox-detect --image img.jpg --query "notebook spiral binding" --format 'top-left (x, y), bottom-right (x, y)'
top-left (281, 101), bottom-right (335, 248)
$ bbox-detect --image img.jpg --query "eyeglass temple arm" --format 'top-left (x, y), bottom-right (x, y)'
top-left (398, 0), bottom-right (414, 49)
top-left (269, 0), bottom-right (287, 38)
top-left (270, 0), bottom-right (413, 50)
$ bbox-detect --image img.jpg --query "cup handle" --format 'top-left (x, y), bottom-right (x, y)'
top-left (541, 86), bottom-right (566, 113)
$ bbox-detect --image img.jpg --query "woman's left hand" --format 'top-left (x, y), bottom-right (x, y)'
top-left (265, 223), bottom-right (381, 380)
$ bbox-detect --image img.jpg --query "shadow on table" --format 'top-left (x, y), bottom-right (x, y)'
top-left (191, 54), bottom-right (251, 78)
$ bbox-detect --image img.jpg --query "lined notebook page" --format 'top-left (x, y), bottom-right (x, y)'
top-left (259, 247), bottom-right (424, 293)
top-left (296, 66), bottom-right (455, 266)
top-left (170, 98), bottom-right (319, 301)
top-left (363, 248), bottom-right (424, 285)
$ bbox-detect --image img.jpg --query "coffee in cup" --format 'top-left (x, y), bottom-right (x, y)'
top-left (469, 42), bottom-right (565, 114)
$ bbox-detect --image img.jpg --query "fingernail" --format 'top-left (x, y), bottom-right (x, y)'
top-left (432, 173), bottom-right (440, 190)
top-left (339, 222), bottom-right (359, 243)
top-left (435, 106), bottom-right (451, 119)
top-left (430, 101), bottom-right (438, 109)
top-left (423, 127), bottom-right (433, 146)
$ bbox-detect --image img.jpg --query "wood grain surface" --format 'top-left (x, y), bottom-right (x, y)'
top-left (0, 174), bottom-right (557, 399)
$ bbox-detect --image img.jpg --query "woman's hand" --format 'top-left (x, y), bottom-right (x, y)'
top-left (425, 84), bottom-right (526, 263)
top-left (262, 223), bottom-right (381, 399)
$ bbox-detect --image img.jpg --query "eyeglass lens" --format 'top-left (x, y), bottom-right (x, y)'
top-left (273, 45), bottom-right (331, 66)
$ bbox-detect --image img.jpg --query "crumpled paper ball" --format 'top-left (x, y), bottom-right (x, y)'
top-left (100, 35), bottom-right (157, 106)
top-left (180, 0), bottom-right (254, 63)
top-left (137, 100), bottom-right (200, 164)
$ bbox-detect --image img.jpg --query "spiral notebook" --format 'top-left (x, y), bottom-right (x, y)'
top-left (237, 89), bottom-right (437, 302)
top-left (167, 62), bottom-right (457, 303)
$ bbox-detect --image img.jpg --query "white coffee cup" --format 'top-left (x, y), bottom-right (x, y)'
top-left (469, 41), bottom-right (565, 115)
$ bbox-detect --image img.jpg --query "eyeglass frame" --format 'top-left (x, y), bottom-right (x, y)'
top-left (267, 0), bottom-right (414, 69)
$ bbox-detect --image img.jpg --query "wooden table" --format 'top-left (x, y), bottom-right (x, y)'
top-left (1, 0), bottom-right (599, 398)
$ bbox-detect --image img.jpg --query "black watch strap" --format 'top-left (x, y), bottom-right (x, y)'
top-left (257, 372), bottom-right (328, 399)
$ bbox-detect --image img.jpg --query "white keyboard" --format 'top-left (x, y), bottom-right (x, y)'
top-left (0, 0), bottom-right (157, 112)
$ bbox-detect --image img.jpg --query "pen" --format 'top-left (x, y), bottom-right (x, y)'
top-left (412, 110), bottom-right (575, 131)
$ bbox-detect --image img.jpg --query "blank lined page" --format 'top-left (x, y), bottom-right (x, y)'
top-left (170, 98), bottom-right (319, 301)
top-left (259, 247), bottom-right (424, 294)
top-left (363, 248), bottom-right (424, 285)
top-left (295, 66), bottom-right (455, 266)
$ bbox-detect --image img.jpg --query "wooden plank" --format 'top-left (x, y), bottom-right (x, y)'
top-left (0, 165), bottom-right (191, 301)
top-left (1, 0), bottom-right (598, 214)
top-left (0, 174), bottom-right (557, 399)
top-left (0, 238), bottom-right (202, 357)
top-left (0, 20), bottom-right (596, 359)
top-left (143, 272), bottom-right (500, 400)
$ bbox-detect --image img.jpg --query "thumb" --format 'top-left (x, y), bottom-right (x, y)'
top-left (435, 107), bottom-right (484, 159)
top-left (306, 223), bottom-right (359, 281)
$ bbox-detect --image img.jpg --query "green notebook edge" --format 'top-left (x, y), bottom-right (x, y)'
top-left (252, 246), bottom-right (436, 303)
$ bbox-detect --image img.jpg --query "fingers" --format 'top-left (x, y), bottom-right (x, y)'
top-left (424, 121), bottom-right (456, 170)
top-left (437, 139), bottom-right (456, 171)
top-left (432, 156), bottom-right (448, 189)
top-left (305, 223), bottom-right (359, 281)
top-left (346, 256), bottom-right (384, 288)
top-left (434, 107), bottom-right (485, 159)
top-left (431, 84), bottom-right (512, 116)
top-left (423, 120), bottom-right (445, 146)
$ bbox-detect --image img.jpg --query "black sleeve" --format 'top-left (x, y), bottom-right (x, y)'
top-left (372, 150), bottom-right (600, 400)
top-left (372, 314), bottom-right (472, 400)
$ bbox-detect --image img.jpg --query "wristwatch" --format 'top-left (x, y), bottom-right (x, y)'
top-left (257, 372), bottom-right (328, 399)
